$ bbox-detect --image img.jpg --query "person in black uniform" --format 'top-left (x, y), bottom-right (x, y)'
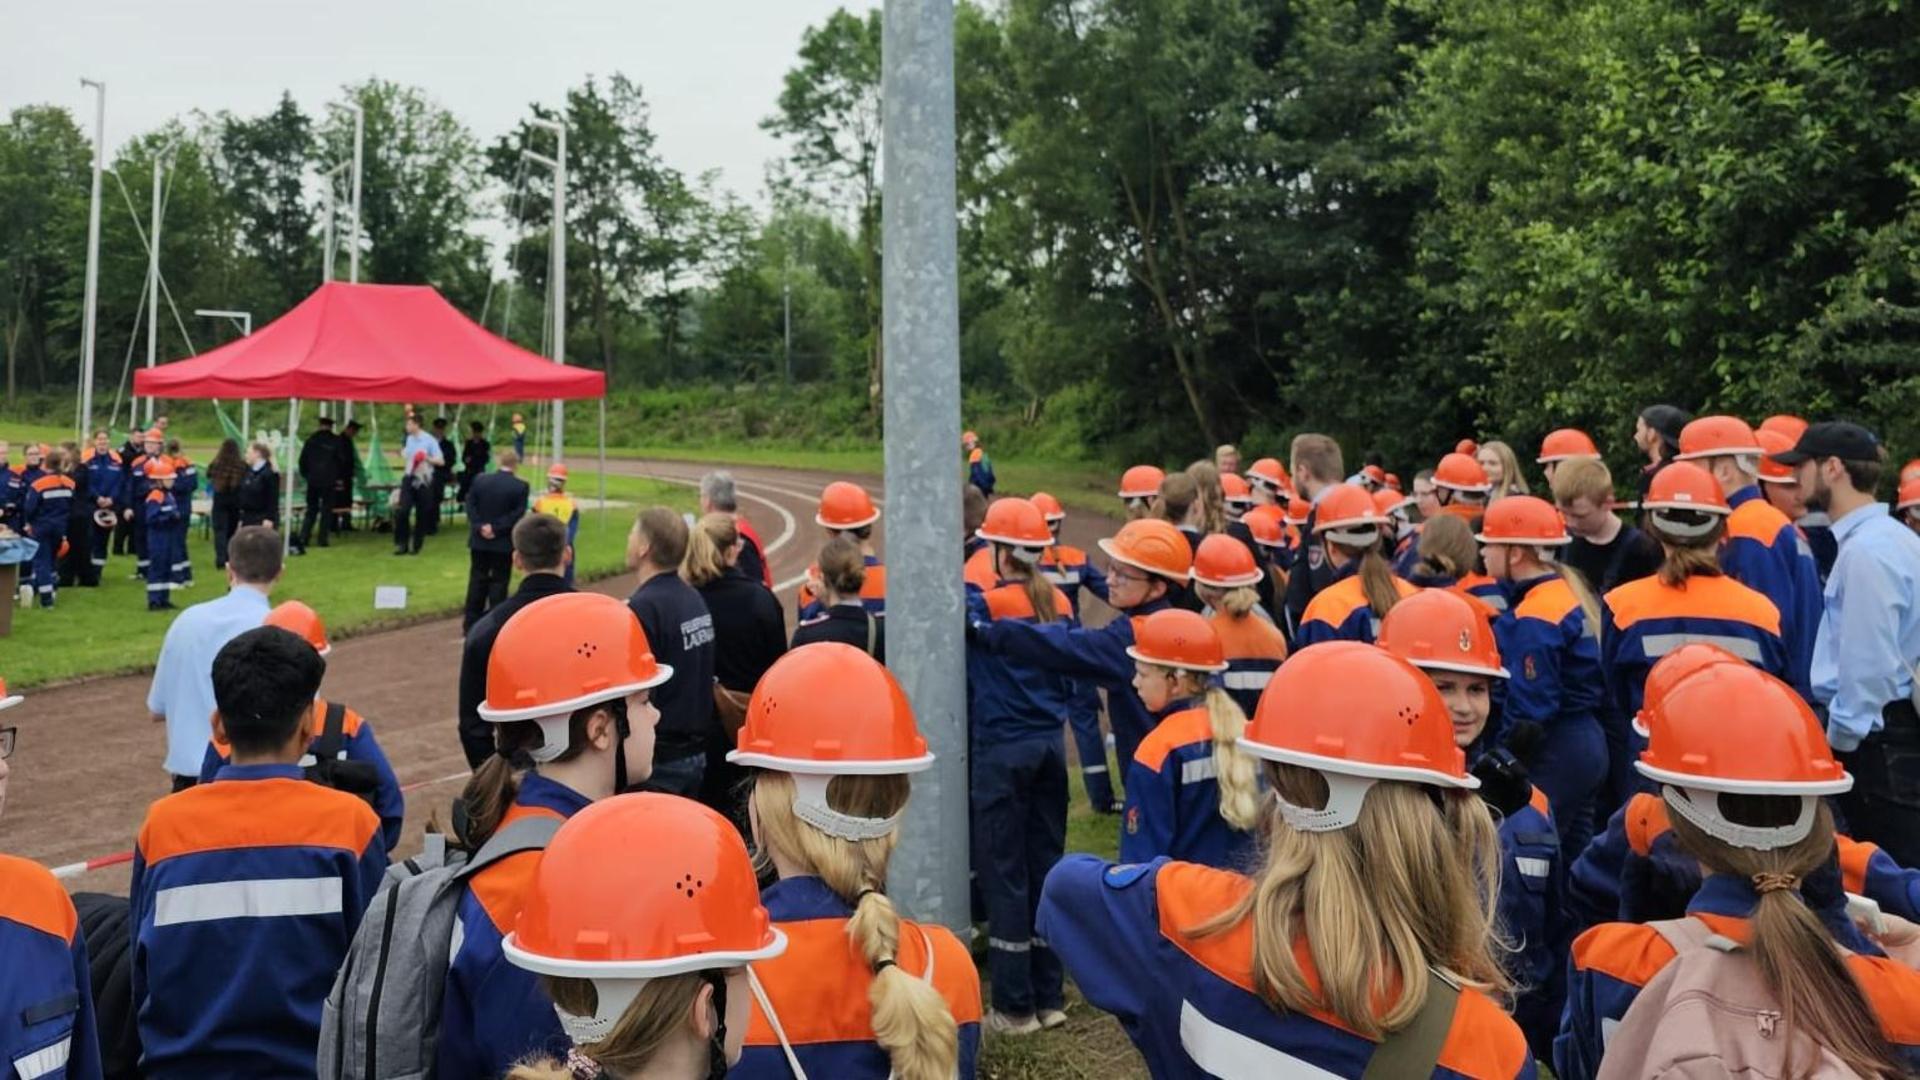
top-left (454, 512), bottom-right (572, 768)
top-left (293, 417), bottom-right (341, 554)
top-left (624, 507), bottom-right (717, 799)
top-left (790, 536), bottom-right (886, 662)
top-left (236, 441), bottom-right (280, 529)
top-left (113, 429), bottom-right (143, 554)
top-left (682, 511), bottom-right (787, 825)
top-left (462, 449), bottom-right (529, 631)
top-left (458, 420), bottom-right (490, 504)
top-left (333, 418), bottom-right (362, 532)
top-left (425, 417), bottom-right (456, 535)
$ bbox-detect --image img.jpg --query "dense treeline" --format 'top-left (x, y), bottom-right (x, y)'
top-left (6, 0), bottom-right (1920, 470)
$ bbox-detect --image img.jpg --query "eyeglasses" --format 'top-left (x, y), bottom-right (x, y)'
top-left (1107, 565), bottom-right (1148, 586)
top-left (0, 726), bottom-right (14, 760)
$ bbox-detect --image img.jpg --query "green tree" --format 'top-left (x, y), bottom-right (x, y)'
top-left (0, 105), bottom-right (89, 399)
top-left (217, 92), bottom-right (319, 317)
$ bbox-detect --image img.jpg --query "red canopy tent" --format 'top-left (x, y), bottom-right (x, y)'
top-left (133, 281), bottom-right (608, 551)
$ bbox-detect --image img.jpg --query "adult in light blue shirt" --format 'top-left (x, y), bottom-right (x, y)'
top-left (144, 526), bottom-right (281, 786)
top-left (394, 414), bottom-right (445, 556)
top-left (1776, 422), bottom-right (1920, 869)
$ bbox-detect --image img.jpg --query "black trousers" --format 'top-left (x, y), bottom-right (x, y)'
top-left (392, 482), bottom-right (430, 552)
top-left (297, 480), bottom-right (335, 547)
top-left (1837, 701), bottom-right (1920, 869)
top-left (464, 549), bottom-right (513, 631)
top-left (210, 497), bottom-right (236, 569)
top-left (424, 480), bottom-right (446, 535)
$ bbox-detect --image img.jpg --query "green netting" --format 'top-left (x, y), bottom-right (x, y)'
top-left (213, 402), bottom-right (246, 446)
top-left (355, 432), bottom-right (397, 502)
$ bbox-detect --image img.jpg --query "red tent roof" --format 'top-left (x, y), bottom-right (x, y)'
top-left (133, 281), bottom-right (605, 403)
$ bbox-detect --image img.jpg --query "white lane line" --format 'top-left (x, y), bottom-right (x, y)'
top-left (612, 469), bottom-right (800, 565)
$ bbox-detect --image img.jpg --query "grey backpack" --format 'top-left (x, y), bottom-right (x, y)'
top-left (317, 816), bottom-right (562, 1080)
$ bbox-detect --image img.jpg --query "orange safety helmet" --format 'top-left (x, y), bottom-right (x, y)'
top-left (1432, 452), bottom-right (1491, 494)
top-left (1758, 415), bottom-right (1808, 441)
top-left (264, 600), bottom-right (332, 657)
top-left (1030, 491), bottom-right (1067, 523)
top-left (502, 793), bottom-right (786, 1043)
top-left (1455, 438), bottom-right (1480, 456)
top-left (1899, 477), bottom-right (1920, 514)
top-left (1097, 518), bottom-right (1192, 581)
top-left (1372, 488), bottom-right (1411, 518)
top-left (1753, 429), bottom-right (1797, 484)
top-left (1536, 428), bottom-right (1601, 464)
top-left (1636, 663), bottom-right (1850, 850)
top-left (962, 430), bottom-right (979, 445)
top-left (1643, 462), bottom-right (1730, 517)
top-left (1902, 459), bottom-right (1920, 487)
top-left (1377, 588), bottom-right (1508, 679)
top-left (1242, 504), bottom-right (1285, 549)
top-left (1245, 458), bottom-right (1288, 493)
top-left (1118, 465), bottom-right (1166, 501)
top-left (1475, 495), bottom-right (1570, 546)
top-left (1220, 473), bottom-right (1253, 506)
top-left (1360, 464), bottom-right (1388, 488)
top-left (546, 463), bottom-right (569, 482)
top-left (1190, 533), bottom-right (1265, 589)
top-left (480, 592), bottom-right (673, 760)
top-left (1241, 642), bottom-right (1477, 831)
top-left (816, 481), bottom-right (881, 530)
top-left (975, 496), bottom-right (1055, 548)
top-left (0, 675), bottom-right (19, 711)
top-left (1384, 472), bottom-right (1402, 493)
top-left (1631, 642), bottom-right (1748, 738)
top-left (1284, 496), bottom-right (1311, 527)
top-left (143, 428), bottom-right (164, 444)
top-left (1312, 483), bottom-right (1387, 540)
top-left (1673, 415), bottom-right (1764, 463)
top-left (1126, 608), bottom-right (1228, 673)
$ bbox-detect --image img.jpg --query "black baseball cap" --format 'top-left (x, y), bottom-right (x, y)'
top-left (1768, 421), bottom-right (1881, 465)
top-left (1640, 404), bottom-right (1691, 450)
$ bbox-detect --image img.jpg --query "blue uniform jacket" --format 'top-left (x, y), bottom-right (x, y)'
top-left (83, 450), bottom-right (123, 509)
top-left (1492, 787), bottom-right (1568, 1062)
top-left (167, 458), bottom-right (197, 502)
top-left (129, 764), bottom-right (386, 1079)
top-left (197, 697), bottom-right (405, 853)
top-left (0, 854), bottom-right (104, 1080)
top-left (1722, 486), bottom-right (1823, 698)
top-left (21, 474), bottom-right (74, 539)
top-left (1209, 611), bottom-right (1288, 716)
top-left (736, 876), bottom-right (982, 1078)
top-left (437, 773), bottom-right (590, 1080)
top-left (0, 465), bottom-right (23, 527)
top-left (1120, 700), bottom-right (1255, 869)
top-left (1038, 855), bottom-right (1537, 1078)
top-left (142, 491), bottom-right (181, 584)
top-left (1039, 543), bottom-right (1109, 613)
top-left (968, 448), bottom-right (995, 496)
top-left (1599, 573), bottom-right (1787, 724)
top-left (1295, 563), bottom-right (1419, 647)
top-left (965, 580), bottom-right (1077, 743)
top-left (797, 554), bottom-right (887, 623)
top-left (1494, 576), bottom-right (1603, 734)
top-left (1555, 874), bottom-right (1920, 1080)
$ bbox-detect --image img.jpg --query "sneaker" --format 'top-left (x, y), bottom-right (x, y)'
top-left (984, 1011), bottom-right (1041, 1036)
top-left (1039, 1008), bottom-right (1068, 1030)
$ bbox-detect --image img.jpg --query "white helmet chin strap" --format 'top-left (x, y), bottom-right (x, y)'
top-left (1323, 525), bottom-right (1381, 547)
top-left (527, 715), bottom-right (573, 763)
top-left (791, 773), bottom-right (901, 841)
top-left (1662, 785), bottom-right (1816, 851)
top-left (556, 977), bottom-right (647, 1044)
top-left (1274, 772), bottom-right (1378, 833)
top-left (1007, 544), bottom-right (1043, 566)
top-left (1651, 509), bottom-right (1722, 539)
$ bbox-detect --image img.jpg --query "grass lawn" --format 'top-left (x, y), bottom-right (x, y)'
top-left (1, 472), bottom-right (689, 688)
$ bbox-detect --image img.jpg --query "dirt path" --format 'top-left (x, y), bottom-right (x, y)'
top-left (10, 459), bottom-right (1119, 895)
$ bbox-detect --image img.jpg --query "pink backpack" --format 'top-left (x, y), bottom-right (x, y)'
top-left (1597, 917), bottom-right (1861, 1079)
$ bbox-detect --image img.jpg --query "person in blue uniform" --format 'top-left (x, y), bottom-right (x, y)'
top-left (1295, 483), bottom-right (1419, 646)
top-left (0, 439), bottom-right (22, 532)
top-left (1378, 589), bottom-right (1569, 1060)
top-left (1672, 415), bottom-right (1823, 697)
top-left (195, 601), bottom-right (404, 852)
top-left (125, 429), bottom-right (163, 581)
top-left (164, 441), bottom-right (195, 591)
top-left (140, 458), bottom-right (181, 611)
top-left (82, 430), bottom-right (122, 585)
top-left (1477, 495), bottom-right (1608, 857)
top-left (21, 448), bottom-right (75, 608)
top-left (437, 591), bottom-right (671, 1080)
top-left (969, 517), bottom-right (1191, 783)
top-left (1187, 533), bottom-right (1287, 715)
top-left (729, 645), bottom-right (982, 1077)
top-left (1031, 491), bottom-right (1116, 813)
top-left (128, 626), bottom-right (387, 1078)
top-left (0, 680), bottom-right (107, 1080)
top-left (962, 497), bottom-right (1076, 1035)
top-left (1119, 608), bottom-right (1261, 869)
top-left (1556, 662), bottom-right (1920, 1079)
top-left (964, 429), bottom-right (995, 497)
top-left (795, 482), bottom-right (887, 623)
top-left (1039, 643), bottom-right (1536, 1078)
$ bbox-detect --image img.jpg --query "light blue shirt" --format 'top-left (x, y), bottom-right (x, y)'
top-left (145, 585), bottom-right (273, 775)
top-left (1811, 503), bottom-right (1920, 751)
top-left (401, 431), bottom-right (443, 469)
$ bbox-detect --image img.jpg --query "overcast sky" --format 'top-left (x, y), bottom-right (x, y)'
top-left (5, 0), bottom-right (876, 209)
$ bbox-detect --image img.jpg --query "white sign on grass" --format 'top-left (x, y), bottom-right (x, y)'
top-left (374, 586), bottom-right (408, 610)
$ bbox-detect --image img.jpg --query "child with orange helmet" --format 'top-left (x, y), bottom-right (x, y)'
top-left (1031, 492), bottom-right (1117, 813)
top-left (1040, 644), bottom-right (1532, 1077)
top-left (962, 497), bottom-right (1076, 1034)
top-left (531, 463), bottom-right (580, 585)
top-left (796, 482), bottom-right (886, 623)
top-left (728, 645), bottom-right (982, 1076)
top-left (438, 592), bottom-right (674, 1078)
top-left (1431, 451), bottom-right (1493, 525)
top-left (1188, 534), bottom-right (1288, 716)
top-left (1118, 609), bottom-right (1262, 868)
top-left (964, 429), bottom-right (995, 497)
top-left (1294, 484), bottom-right (1418, 647)
top-left (1536, 428), bottom-right (1601, 486)
top-left (1116, 465), bottom-right (1165, 521)
top-left (1379, 590), bottom-right (1570, 1059)
top-left (140, 457), bottom-right (182, 611)
top-left (501, 794), bottom-right (786, 1080)
top-left (1556, 663), bottom-right (1920, 1079)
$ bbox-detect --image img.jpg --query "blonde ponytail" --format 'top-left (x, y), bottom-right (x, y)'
top-left (1203, 686), bottom-right (1262, 831)
top-left (1218, 585), bottom-right (1259, 618)
top-left (752, 773), bottom-right (960, 1080)
top-left (506, 973), bottom-right (709, 1080)
top-left (1355, 547), bottom-right (1404, 620)
top-left (1551, 562), bottom-right (1602, 636)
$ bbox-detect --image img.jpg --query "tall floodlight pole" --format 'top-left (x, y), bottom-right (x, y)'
top-left (196, 309), bottom-right (252, 433)
top-left (347, 104), bottom-right (364, 284)
top-left (529, 116), bottom-right (566, 464)
top-left (78, 78), bottom-right (106, 440)
top-left (881, 0), bottom-right (966, 930)
top-left (320, 161), bottom-right (347, 283)
top-left (144, 145), bottom-right (175, 427)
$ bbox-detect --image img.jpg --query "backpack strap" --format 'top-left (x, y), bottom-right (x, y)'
top-left (458, 815), bottom-right (563, 880)
top-left (312, 701), bottom-right (349, 762)
top-left (1361, 968), bottom-right (1461, 1080)
top-left (1648, 916), bottom-right (1741, 954)
top-left (866, 611), bottom-right (878, 658)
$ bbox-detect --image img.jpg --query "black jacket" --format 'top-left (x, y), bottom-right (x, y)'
top-left (434, 435), bottom-right (456, 486)
top-left (236, 464), bottom-right (280, 525)
top-left (696, 567), bottom-right (788, 693)
top-left (790, 602), bottom-right (886, 663)
top-left (461, 436), bottom-right (491, 477)
top-left (627, 572), bottom-right (718, 760)
top-left (298, 429), bottom-right (343, 484)
top-left (457, 572), bottom-right (574, 768)
top-left (466, 470), bottom-right (529, 554)
top-left (1282, 502), bottom-right (1334, 641)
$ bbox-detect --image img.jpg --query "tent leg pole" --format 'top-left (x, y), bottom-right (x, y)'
top-left (283, 397), bottom-right (299, 557)
top-left (242, 401), bottom-right (251, 440)
top-left (598, 397), bottom-right (606, 533)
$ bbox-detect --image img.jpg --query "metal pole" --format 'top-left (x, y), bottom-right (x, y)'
top-left (78, 78), bottom-right (105, 440)
top-left (348, 104), bottom-right (364, 284)
top-left (145, 152), bottom-right (164, 427)
top-left (196, 309), bottom-right (253, 435)
top-left (283, 398), bottom-right (299, 555)
top-left (321, 176), bottom-right (336, 282)
top-left (783, 267), bottom-right (793, 383)
top-left (881, 0), bottom-right (965, 930)
top-left (531, 117), bottom-right (566, 465)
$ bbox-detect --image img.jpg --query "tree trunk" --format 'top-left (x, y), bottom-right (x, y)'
top-left (1118, 168), bottom-right (1219, 447)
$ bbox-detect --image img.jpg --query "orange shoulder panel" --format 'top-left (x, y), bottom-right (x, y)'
top-left (1569, 921), bottom-right (1677, 987)
top-left (1434, 987), bottom-right (1534, 1080)
top-left (0, 853), bottom-right (78, 943)
top-left (1301, 576), bottom-right (1368, 627)
top-left (1514, 577), bottom-right (1579, 624)
top-left (920, 922), bottom-right (984, 1023)
top-left (1394, 576), bottom-right (1420, 600)
top-left (964, 547), bottom-right (996, 590)
top-left (1155, 861), bottom-right (1260, 994)
top-left (1528, 786), bottom-right (1551, 819)
top-left (860, 565), bottom-right (887, 601)
top-left (31, 474), bottom-right (74, 492)
top-left (745, 916), bottom-right (982, 1047)
top-left (1602, 577), bottom-right (1664, 631)
top-left (1838, 835), bottom-right (1876, 896)
top-left (1210, 612), bottom-right (1288, 663)
top-left (1846, 955), bottom-right (1920, 1045)
top-left (1051, 545), bottom-right (1089, 568)
top-left (985, 585), bottom-right (1035, 620)
top-left (1625, 793), bottom-right (1671, 857)
top-left (1133, 709), bottom-right (1215, 772)
top-left (1726, 499), bottom-right (1791, 546)
top-left (1450, 584), bottom-right (1498, 619)
top-left (470, 804), bottom-right (568, 934)
top-left (138, 777), bottom-right (382, 864)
